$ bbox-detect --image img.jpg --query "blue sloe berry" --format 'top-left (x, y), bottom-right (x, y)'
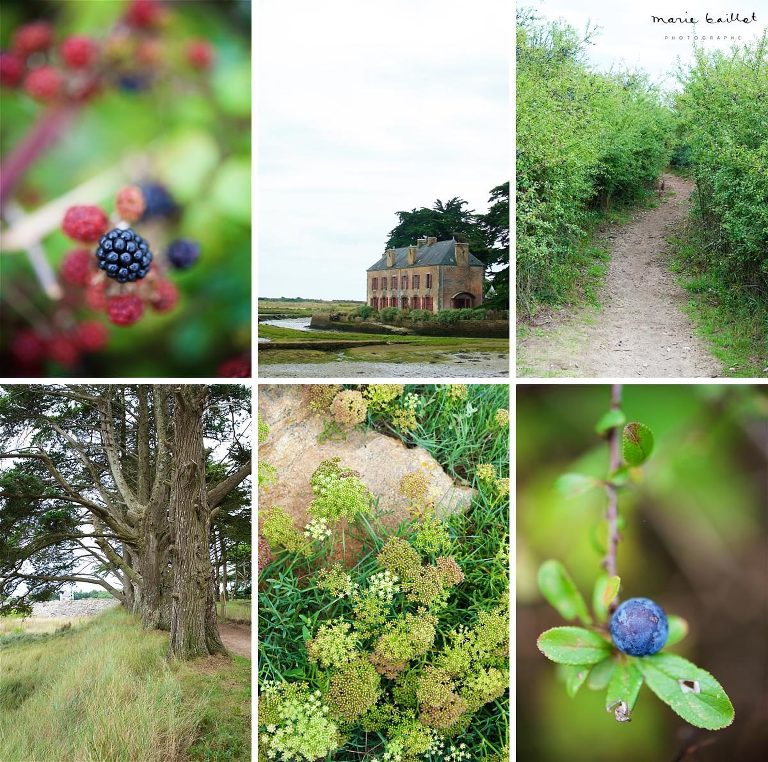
top-left (610, 597), bottom-right (668, 656)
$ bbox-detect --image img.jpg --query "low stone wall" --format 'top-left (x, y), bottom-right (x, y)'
top-left (310, 313), bottom-right (509, 339)
top-left (31, 598), bottom-right (119, 618)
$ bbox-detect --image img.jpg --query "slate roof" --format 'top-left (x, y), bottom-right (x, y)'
top-left (367, 238), bottom-right (483, 271)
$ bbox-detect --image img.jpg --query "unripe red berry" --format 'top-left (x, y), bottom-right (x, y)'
top-left (0, 51), bottom-right (25, 88)
top-left (107, 294), bottom-right (144, 326)
top-left (150, 279), bottom-right (179, 313)
top-left (60, 36), bottom-right (98, 69)
top-left (62, 205), bottom-right (108, 243)
top-left (115, 186), bottom-right (146, 222)
top-left (60, 249), bottom-right (93, 287)
top-left (218, 355), bottom-right (251, 378)
top-left (13, 22), bottom-right (54, 57)
top-left (75, 321), bottom-right (109, 352)
top-left (125, 0), bottom-right (166, 29)
top-left (10, 329), bottom-right (47, 365)
top-left (24, 66), bottom-right (63, 102)
top-left (85, 279), bottom-right (108, 311)
top-left (186, 40), bottom-right (214, 70)
top-left (49, 337), bottom-right (80, 368)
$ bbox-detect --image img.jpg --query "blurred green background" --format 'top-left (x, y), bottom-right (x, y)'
top-left (1, 0), bottom-right (250, 376)
top-left (517, 384), bottom-right (768, 762)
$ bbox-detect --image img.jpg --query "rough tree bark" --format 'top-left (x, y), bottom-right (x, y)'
top-left (169, 385), bottom-right (226, 659)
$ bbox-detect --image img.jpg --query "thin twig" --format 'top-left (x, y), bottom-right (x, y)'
top-left (604, 384), bottom-right (622, 607)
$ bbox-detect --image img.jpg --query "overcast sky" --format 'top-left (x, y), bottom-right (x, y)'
top-left (532, 0), bottom-right (768, 87)
top-left (258, 0), bottom-right (510, 300)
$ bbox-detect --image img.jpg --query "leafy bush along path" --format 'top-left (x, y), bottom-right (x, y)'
top-left (518, 174), bottom-right (722, 378)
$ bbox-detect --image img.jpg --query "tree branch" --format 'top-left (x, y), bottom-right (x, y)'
top-left (207, 461), bottom-right (252, 512)
top-left (604, 384), bottom-right (622, 601)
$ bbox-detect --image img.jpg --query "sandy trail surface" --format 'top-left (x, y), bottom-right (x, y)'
top-left (219, 622), bottom-right (251, 659)
top-left (517, 174), bottom-right (721, 378)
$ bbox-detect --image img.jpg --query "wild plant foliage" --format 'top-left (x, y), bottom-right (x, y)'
top-left (675, 34), bottom-right (768, 309)
top-left (516, 12), bottom-right (673, 315)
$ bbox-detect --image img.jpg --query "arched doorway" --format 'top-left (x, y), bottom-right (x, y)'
top-left (451, 292), bottom-right (474, 309)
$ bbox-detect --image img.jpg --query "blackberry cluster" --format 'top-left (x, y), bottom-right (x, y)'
top-left (95, 228), bottom-right (153, 282)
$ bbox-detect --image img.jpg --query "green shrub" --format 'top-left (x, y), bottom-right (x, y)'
top-left (356, 305), bottom-right (376, 320)
top-left (378, 307), bottom-right (402, 324)
top-left (406, 309), bottom-right (432, 322)
top-left (516, 12), bottom-right (674, 316)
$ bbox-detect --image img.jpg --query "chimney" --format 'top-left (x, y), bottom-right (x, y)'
top-left (426, 236), bottom-right (437, 246)
top-left (455, 242), bottom-right (469, 267)
top-left (407, 245), bottom-right (417, 265)
top-left (385, 248), bottom-right (396, 268)
top-left (417, 237), bottom-right (428, 248)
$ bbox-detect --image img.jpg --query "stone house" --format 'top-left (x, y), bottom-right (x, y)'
top-left (366, 237), bottom-right (484, 312)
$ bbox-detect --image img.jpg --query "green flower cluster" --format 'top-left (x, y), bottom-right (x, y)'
top-left (368, 570), bottom-right (400, 602)
top-left (416, 666), bottom-right (468, 731)
top-left (446, 384), bottom-right (469, 401)
top-left (306, 619), bottom-right (360, 669)
top-left (305, 384), bottom-right (343, 414)
top-left (303, 517), bottom-right (332, 543)
top-left (258, 416), bottom-right (278, 488)
top-left (411, 516), bottom-right (452, 556)
top-left (258, 416), bottom-right (270, 443)
top-left (460, 666), bottom-right (508, 713)
top-left (390, 393), bottom-right (420, 432)
top-left (475, 463), bottom-right (497, 484)
top-left (371, 613), bottom-right (437, 678)
top-left (258, 683), bottom-right (339, 761)
top-left (399, 470), bottom-right (434, 517)
top-left (326, 657), bottom-right (381, 722)
top-left (376, 537), bottom-right (422, 581)
top-left (262, 507), bottom-right (311, 556)
top-left (316, 563), bottom-right (357, 599)
top-left (494, 408), bottom-right (509, 428)
top-left (329, 389), bottom-right (368, 427)
top-left (363, 383), bottom-right (405, 411)
top-left (309, 459), bottom-right (371, 525)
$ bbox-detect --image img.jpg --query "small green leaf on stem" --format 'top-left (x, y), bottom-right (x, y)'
top-left (595, 408), bottom-right (626, 435)
top-left (666, 615), bottom-right (689, 647)
top-left (563, 665), bottom-right (590, 697)
top-left (635, 653), bottom-right (734, 730)
top-left (587, 657), bottom-right (615, 689)
top-left (606, 660), bottom-right (643, 712)
top-left (593, 574), bottom-right (621, 622)
top-left (622, 423), bottom-right (655, 466)
top-left (608, 466), bottom-right (630, 487)
top-left (538, 560), bottom-right (593, 625)
top-left (555, 473), bottom-right (600, 498)
top-left (537, 627), bottom-right (611, 665)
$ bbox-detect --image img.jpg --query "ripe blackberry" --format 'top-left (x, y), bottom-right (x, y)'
top-left (60, 249), bottom-right (93, 286)
top-left (13, 21), bottom-right (54, 57)
top-left (115, 186), bottom-right (146, 222)
top-left (166, 238), bottom-right (200, 269)
top-left (24, 66), bottom-right (62, 102)
top-left (107, 294), bottom-right (144, 326)
top-left (62, 205), bottom-right (108, 243)
top-left (138, 182), bottom-right (177, 220)
top-left (49, 337), bottom-right (80, 368)
top-left (95, 228), bottom-right (153, 283)
top-left (0, 52), bottom-right (25, 88)
top-left (61, 36), bottom-right (98, 69)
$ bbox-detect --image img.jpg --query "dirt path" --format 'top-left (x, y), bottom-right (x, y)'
top-left (219, 622), bottom-right (251, 659)
top-left (517, 174), bottom-right (722, 377)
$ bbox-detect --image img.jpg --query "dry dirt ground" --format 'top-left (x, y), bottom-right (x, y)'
top-left (517, 174), bottom-right (722, 378)
top-left (219, 622), bottom-right (251, 659)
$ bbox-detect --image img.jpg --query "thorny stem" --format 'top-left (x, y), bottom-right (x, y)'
top-left (0, 104), bottom-right (80, 212)
top-left (604, 383), bottom-right (622, 611)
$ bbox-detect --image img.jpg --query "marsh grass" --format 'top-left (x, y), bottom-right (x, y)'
top-left (0, 608), bottom-right (250, 762)
top-left (258, 384), bottom-right (510, 759)
top-left (217, 598), bottom-right (251, 624)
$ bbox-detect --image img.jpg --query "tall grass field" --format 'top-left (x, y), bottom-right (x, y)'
top-left (0, 608), bottom-right (250, 762)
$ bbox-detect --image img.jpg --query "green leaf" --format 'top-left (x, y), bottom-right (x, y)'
top-left (563, 665), bottom-right (590, 698)
top-left (537, 627), bottom-right (611, 665)
top-left (606, 660), bottom-right (643, 712)
top-left (538, 560), bottom-right (592, 625)
top-left (666, 615), bottom-right (689, 646)
top-left (595, 408), bottom-right (626, 435)
top-left (554, 473), bottom-right (600, 498)
top-left (587, 657), bottom-right (615, 689)
top-left (592, 574), bottom-right (621, 622)
top-left (622, 423), bottom-right (655, 466)
top-left (608, 466), bottom-right (631, 487)
top-left (635, 653), bottom-right (734, 730)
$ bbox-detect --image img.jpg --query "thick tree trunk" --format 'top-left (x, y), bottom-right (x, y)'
top-left (169, 385), bottom-right (226, 659)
